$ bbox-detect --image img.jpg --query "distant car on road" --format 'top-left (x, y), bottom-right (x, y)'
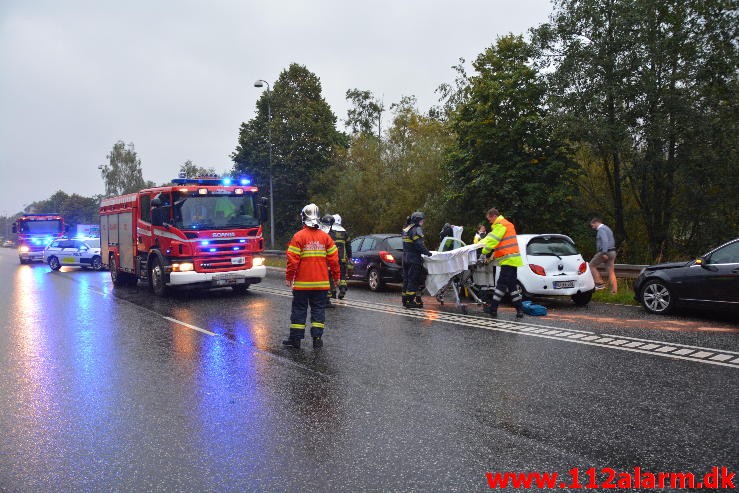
top-left (514, 234), bottom-right (595, 306)
top-left (349, 234), bottom-right (404, 291)
top-left (2, 240), bottom-right (13, 248)
top-left (634, 238), bottom-right (739, 314)
top-left (43, 237), bottom-right (104, 271)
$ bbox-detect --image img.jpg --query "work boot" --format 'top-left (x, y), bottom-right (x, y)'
top-left (405, 297), bottom-right (423, 309)
top-left (415, 296), bottom-right (424, 308)
top-left (402, 295), bottom-right (409, 308)
top-left (516, 307), bottom-right (525, 319)
top-left (282, 337), bottom-right (301, 349)
top-left (338, 286), bottom-right (346, 299)
top-left (313, 337), bottom-right (323, 349)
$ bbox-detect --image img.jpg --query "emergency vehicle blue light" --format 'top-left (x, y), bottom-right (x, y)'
top-left (232, 247), bottom-right (240, 251)
top-left (222, 178), bottom-right (232, 185)
top-left (239, 239), bottom-right (246, 243)
top-left (209, 248), bottom-right (217, 252)
top-left (240, 178), bottom-right (251, 185)
top-left (201, 240), bottom-right (210, 246)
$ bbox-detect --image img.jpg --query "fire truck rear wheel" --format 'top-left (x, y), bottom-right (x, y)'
top-left (150, 257), bottom-right (168, 297)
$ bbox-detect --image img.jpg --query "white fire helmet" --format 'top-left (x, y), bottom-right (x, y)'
top-left (300, 203), bottom-right (320, 228)
top-left (332, 214), bottom-right (342, 226)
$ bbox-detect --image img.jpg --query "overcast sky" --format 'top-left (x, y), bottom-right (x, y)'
top-left (0, 0), bottom-right (552, 215)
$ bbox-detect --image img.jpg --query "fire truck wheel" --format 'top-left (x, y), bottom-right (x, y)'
top-left (110, 254), bottom-right (125, 287)
top-left (48, 256), bottom-right (61, 271)
top-left (232, 283), bottom-right (250, 294)
top-left (150, 257), bottom-right (169, 297)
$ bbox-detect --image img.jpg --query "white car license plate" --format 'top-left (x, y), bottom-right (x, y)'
top-left (231, 257), bottom-right (245, 265)
top-left (553, 280), bottom-right (575, 289)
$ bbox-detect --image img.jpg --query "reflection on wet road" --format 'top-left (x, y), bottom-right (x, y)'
top-left (0, 251), bottom-right (736, 491)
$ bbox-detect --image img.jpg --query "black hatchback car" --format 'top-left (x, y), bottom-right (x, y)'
top-left (349, 234), bottom-right (404, 291)
top-left (634, 238), bottom-right (739, 314)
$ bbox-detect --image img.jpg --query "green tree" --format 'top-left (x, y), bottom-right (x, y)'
top-left (314, 96), bottom-right (452, 240)
top-left (444, 34), bottom-right (580, 234)
top-left (179, 160), bottom-right (216, 179)
top-left (345, 89), bottom-right (384, 138)
top-left (534, 0), bottom-right (738, 259)
top-left (100, 141), bottom-right (147, 197)
top-left (232, 64), bottom-right (344, 244)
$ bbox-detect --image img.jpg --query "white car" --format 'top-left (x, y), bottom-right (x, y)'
top-left (513, 234), bottom-right (595, 306)
top-left (44, 237), bottom-right (104, 271)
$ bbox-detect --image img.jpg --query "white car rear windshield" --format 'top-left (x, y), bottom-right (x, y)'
top-left (526, 237), bottom-right (578, 256)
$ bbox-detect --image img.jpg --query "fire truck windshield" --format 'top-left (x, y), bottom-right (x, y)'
top-left (171, 193), bottom-right (259, 230)
top-left (19, 219), bottom-right (63, 234)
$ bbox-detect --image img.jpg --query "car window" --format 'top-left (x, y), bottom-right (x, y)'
top-left (83, 238), bottom-right (101, 249)
top-left (359, 238), bottom-right (376, 252)
top-left (526, 236), bottom-right (579, 256)
top-left (351, 237), bottom-right (363, 253)
top-left (386, 236), bottom-right (403, 250)
top-left (49, 240), bottom-right (62, 248)
top-left (707, 241), bottom-right (739, 264)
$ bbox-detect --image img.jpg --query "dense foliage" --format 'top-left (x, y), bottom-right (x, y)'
top-left (10, 1), bottom-right (736, 263)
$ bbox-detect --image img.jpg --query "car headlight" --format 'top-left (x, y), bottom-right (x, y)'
top-left (19, 246), bottom-right (29, 253)
top-left (252, 257), bottom-right (265, 267)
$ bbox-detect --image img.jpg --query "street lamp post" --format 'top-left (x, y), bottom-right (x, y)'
top-left (254, 79), bottom-right (274, 249)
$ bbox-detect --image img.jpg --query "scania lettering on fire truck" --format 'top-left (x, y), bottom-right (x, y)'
top-left (99, 176), bottom-right (268, 296)
top-left (12, 214), bottom-right (66, 264)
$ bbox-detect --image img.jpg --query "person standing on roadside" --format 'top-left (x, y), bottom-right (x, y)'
top-left (331, 214), bottom-right (351, 299)
top-left (589, 217), bottom-right (618, 294)
top-left (479, 207), bottom-right (524, 319)
top-left (283, 204), bottom-right (340, 349)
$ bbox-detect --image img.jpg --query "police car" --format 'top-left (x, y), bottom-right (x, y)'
top-left (44, 237), bottom-right (104, 271)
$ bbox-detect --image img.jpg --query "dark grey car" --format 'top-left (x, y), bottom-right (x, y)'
top-left (634, 238), bottom-right (739, 314)
top-left (349, 234), bottom-right (403, 291)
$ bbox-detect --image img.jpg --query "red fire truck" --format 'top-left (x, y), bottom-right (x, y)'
top-left (12, 214), bottom-right (66, 264)
top-left (100, 177), bottom-right (267, 296)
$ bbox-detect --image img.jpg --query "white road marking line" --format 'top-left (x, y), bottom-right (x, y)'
top-left (673, 349), bottom-right (694, 356)
top-left (709, 354), bottom-right (734, 362)
top-left (162, 316), bottom-right (216, 336)
top-left (655, 346), bottom-right (677, 353)
top-left (252, 286), bottom-right (739, 369)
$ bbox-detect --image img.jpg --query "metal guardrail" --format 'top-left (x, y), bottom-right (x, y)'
top-left (262, 249), bottom-right (647, 278)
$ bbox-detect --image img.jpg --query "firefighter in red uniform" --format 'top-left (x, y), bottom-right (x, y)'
top-left (283, 204), bottom-right (341, 349)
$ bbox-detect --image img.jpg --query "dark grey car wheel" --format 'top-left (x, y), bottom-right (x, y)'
top-left (367, 267), bottom-right (383, 292)
top-left (640, 279), bottom-right (675, 314)
top-left (48, 256), bottom-right (61, 271)
top-left (91, 255), bottom-right (103, 271)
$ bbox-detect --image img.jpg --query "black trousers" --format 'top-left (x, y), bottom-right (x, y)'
top-left (290, 290), bottom-right (328, 338)
top-left (402, 262), bottom-right (425, 296)
top-left (489, 265), bottom-right (523, 311)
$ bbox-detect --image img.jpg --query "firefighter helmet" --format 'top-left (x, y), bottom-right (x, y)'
top-left (319, 214), bottom-right (335, 233)
top-left (410, 211), bottom-right (425, 224)
top-left (332, 214), bottom-right (342, 226)
top-left (301, 203), bottom-right (320, 228)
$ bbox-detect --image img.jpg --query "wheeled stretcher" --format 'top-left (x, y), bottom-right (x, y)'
top-left (422, 241), bottom-right (497, 312)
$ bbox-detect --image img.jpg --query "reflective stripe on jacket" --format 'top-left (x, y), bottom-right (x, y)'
top-left (480, 215), bottom-right (523, 267)
top-left (286, 226), bottom-right (341, 290)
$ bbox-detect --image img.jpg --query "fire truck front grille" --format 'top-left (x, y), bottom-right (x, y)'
top-left (195, 256), bottom-right (253, 272)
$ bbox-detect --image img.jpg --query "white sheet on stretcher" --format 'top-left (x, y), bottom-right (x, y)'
top-left (422, 243), bottom-right (483, 296)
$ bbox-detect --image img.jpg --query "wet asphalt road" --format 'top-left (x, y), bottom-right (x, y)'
top-left (0, 247), bottom-right (737, 492)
